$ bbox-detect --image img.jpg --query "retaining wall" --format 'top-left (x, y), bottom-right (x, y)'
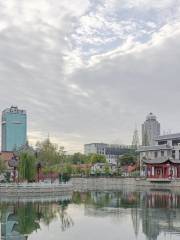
top-left (70, 177), bottom-right (180, 191)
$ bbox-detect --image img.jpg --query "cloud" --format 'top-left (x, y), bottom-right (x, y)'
top-left (0, 0), bottom-right (180, 152)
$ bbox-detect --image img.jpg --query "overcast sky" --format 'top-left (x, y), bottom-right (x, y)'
top-left (0, 0), bottom-right (180, 153)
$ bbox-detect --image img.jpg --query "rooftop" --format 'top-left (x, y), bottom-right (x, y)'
top-left (146, 112), bottom-right (157, 121)
top-left (137, 144), bottom-right (172, 152)
top-left (143, 158), bottom-right (180, 164)
top-left (155, 133), bottom-right (180, 141)
top-left (2, 106), bottom-right (26, 114)
top-left (84, 143), bottom-right (131, 148)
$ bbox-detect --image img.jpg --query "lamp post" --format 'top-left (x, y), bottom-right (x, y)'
top-left (36, 162), bottom-right (41, 182)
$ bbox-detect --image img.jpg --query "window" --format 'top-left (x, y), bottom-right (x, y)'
top-left (161, 151), bottom-right (164, 157)
top-left (154, 152), bottom-right (158, 158)
top-left (172, 150), bottom-right (175, 159)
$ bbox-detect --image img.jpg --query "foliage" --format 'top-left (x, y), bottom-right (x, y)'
top-left (104, 163), bottom-right (110, 176)
top-left (0, 157), bottom-right (7, 174)
top-left (59, 173), bottom-right (71, 183)
top-left (68, 152), bottom-right (87, 164)
top-left (89, 154), bottom-right (106, 164)
top-left (36, 138), bottom-right (65, 166)
top-left (4, 172), bottom-right (10, 182)
top-left (118, 154), bottom-right (137, 166)
top-left (18, 153), bottom-right (36, 182)
top-left (130, 170), bottom-right (140, 177)
top-left (16, 203), bottom-right (40, 234)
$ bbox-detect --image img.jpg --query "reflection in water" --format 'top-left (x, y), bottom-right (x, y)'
top-left (72, 190), bottom-right (180, 240)
top-left (1, 189), bottom-right (180, 239)
top-left (0, 200), bottom-right (73, 239)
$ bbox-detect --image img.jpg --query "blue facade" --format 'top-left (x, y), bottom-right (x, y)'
top-left (1, 106), bottom-right (27, 151)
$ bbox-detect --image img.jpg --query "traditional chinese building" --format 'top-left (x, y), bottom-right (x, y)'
top-left (137, 133), bottom-right (180, 181)
top-left (143, 158), bottom-right (180, 181)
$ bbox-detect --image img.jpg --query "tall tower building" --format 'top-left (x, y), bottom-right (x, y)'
top-left (142, 113), bottom-right (160, 146)
top-left (1, 106), bottom-right (27, 151)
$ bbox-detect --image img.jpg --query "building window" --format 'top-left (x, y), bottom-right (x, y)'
top-left (154, 152), bottom-right (158, 158)
top-left (161, 151), bottom-right (164, 157)
top-left (172, 150), bottom-right (175, 159)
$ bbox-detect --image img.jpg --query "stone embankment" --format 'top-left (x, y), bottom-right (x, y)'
top-left (0, 183), bottom-right (73, 202)
top-left (70, 177), bottom-right (180, 191)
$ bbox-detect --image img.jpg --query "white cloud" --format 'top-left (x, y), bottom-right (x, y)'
top-left (0, 0), bottom-right (180, 152)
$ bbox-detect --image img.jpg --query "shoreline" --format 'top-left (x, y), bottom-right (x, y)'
top-left (1, 177), bottom-right (180, 200)
top-left (70, 177), bottom-right (180, 191)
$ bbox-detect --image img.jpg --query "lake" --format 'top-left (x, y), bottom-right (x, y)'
top-left (1, 188), bottom-right (180, 240)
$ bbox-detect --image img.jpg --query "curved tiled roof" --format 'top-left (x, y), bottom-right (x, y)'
top-left (143, 158), bottom-right (180, 164)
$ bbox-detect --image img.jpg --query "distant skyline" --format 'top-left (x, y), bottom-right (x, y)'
top-left (0, 0), bottom-right (180, 153)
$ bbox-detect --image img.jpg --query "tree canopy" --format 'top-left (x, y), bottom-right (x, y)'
top-left (118, 154), bottom-right (137, 166)
top-left (36, 138), bottom-right (65, 166)
top-left (18, 153), bottom-right (36, 182)
top-left (0, 158), bottom-right (7, 174)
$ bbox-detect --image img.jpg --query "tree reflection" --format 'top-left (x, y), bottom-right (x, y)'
top-left (1, 190), bottom-right (180, 240)
top-left (58, 200), bottom-right (74, 232)
top-left (0, 200), bottom-right (73, 239)
top-left (15, 203), bottom-right (40, 235)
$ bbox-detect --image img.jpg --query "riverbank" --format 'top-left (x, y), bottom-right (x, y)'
top-left (0, 182), bottom-right (73, 201)
top-left (70, 177), bottom-right (180, 191)
top-left (1, 178), bottom-right (180, 200)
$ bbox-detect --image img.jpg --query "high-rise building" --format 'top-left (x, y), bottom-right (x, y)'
top-left (1, 106), bottom-right (27, 151)
top-left (142, 113), bottom-right (160, 146)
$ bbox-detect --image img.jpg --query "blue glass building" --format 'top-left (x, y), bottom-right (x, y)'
top-left (1, 106), bottom-right (27, 151)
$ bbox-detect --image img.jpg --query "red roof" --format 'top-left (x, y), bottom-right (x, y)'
top-left (0, 152), bottom-right (14, 161)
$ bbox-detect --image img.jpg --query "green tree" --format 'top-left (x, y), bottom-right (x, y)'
top-left (16, 203), bottom-right (40, 235)
top-left (18, 153), bottom-right (36, 182)
top-left (90, 154), bottom-right (106, 164)
top-left (119, 154), bottom-right (137, 166)
top-left (0, 157), bottom-right (7, 174)
top-left (104, 163), bottom-right (110, 176)
top-left (36, 138), bottom-right (65, 166)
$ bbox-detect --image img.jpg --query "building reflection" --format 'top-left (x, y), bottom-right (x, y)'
top-left (141, 190), bottom-right (180, 240)
top-left (1, 190), bottom-right (180, 239)
top-left (72, 189), bottom-right (180, 240)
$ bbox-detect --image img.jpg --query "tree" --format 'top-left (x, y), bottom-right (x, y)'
top-left (90, 154), bottom-right (106, 164)
top-left (18, 153), bottom-right (36, 182)
top-left (36, 138), bottom-right (65, 166)
top-left (104, 163), bottom-right (110, 176)
top-left (16, 203), bottom-right (40, 235)
top-left (0, 157), bottom-right (7, 174)
top-left (119, 154), bottom-right (137, 166)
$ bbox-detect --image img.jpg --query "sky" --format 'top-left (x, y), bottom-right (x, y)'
top-left (0, 0), bottom-right (180, 153)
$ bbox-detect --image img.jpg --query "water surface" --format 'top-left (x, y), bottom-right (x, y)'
top-left (1, 188), bottom-right (180, 240)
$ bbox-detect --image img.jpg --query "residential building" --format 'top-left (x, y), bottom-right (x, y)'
top-left (138, 133), bottom-right (180, 179)
top-left (84, 143), bottom-right (131, 164)
top-left (1, 106), bottom-right (27, 151)
top-left (142, 113), bottom-right (160, 146)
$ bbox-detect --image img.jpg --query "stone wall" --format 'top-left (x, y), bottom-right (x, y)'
top-left (70, 177), bottom-right (180, 191)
